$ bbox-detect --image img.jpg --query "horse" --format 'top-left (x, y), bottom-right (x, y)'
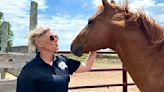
top-left (71, 0), bottom-right (164, 92)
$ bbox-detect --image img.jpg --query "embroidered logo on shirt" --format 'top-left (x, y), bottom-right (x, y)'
top-left (58, 61), bottom-right (68, 70)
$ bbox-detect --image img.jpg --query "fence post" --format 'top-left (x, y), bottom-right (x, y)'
top-left (0, 22), bottom-right (8, 53)
top-left (29, 1), bottom-right (38, 30)
top-left (0, 22), bottom-right (9, 79)
top-left (28, 1), bottom-right (38, 53)
top-left (122, 65), bottom-right (128, 92)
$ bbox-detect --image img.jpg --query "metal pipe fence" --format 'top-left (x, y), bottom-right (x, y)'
top-left (67, 51), bottom-right (135, 92)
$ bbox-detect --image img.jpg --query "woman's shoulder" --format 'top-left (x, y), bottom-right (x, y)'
top-left (21, 59), bottom-right (37, 72)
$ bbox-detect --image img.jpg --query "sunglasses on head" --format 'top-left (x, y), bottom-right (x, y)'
top-left (50, 35), bottom-right (58, 41)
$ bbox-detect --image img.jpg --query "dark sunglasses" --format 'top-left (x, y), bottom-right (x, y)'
top-left (50, 35), bottom-right (58, 41)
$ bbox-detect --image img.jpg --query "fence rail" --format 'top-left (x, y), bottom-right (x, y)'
top-left (0, 51), bottom-right (136, 92)
top-left (69, 66), bottom-right (135, 92)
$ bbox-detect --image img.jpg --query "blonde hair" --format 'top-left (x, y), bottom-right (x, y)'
top-left (28, 26), bottom-right (50, 49)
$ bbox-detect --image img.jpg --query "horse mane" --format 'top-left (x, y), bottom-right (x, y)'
top-left (97, 0), bottom-right (164, 46)
top-left (136, 12), bottom-right (164, 46)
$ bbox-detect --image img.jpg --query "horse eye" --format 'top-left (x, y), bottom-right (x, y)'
top-left (88, 19), bottom-right (94, 25)
top-left (115, 9), bottom-right (118, 12)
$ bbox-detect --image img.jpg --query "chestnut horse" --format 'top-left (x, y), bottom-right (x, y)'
top-left (71, 0), bottom-right (164, 92)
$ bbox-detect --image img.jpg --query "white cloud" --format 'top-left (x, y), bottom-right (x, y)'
top-left (0, 0), bottom-right (29, 46)
top-left (0, 0), bottom-right (163, 51)
top-left (0, 0), bottom-right (49, 47)
top-left (0, 0), bottom-right (87, 50)
top-left (32, 0), bottom-right (48, 10)
top-left (129, 0), bottom-right (155, 9)
top-left (37, 14), bottom-right (87, 50)
top-left (93, 0), bottom-right (103, 6)
top-left (128, 0), bottom-right (164, 25)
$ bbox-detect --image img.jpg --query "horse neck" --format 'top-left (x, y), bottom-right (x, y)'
top-left (113, 25), bottom-right (164, 92)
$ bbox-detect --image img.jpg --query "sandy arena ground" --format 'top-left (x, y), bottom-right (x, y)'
top-left (68, 61), bottom-right (140, 92)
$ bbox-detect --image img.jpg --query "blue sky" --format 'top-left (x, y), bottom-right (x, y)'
top-left (0, 0), bottom-right (164, 51)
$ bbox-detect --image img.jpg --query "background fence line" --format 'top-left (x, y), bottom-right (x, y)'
top-left (0, 51), bottom-right (136, 92)
top-left (69, 64), bottom-right (135, 92)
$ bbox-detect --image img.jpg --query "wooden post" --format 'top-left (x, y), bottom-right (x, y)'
top-left (0, 26), bottom-right (2, 51)
top-left (1, 22), bottom-right (8, 53)
top-left (123, 65), bottom-right (128, 92)
top-left (0, 22), bottom-right (9, 79)
top-left (28, 1), bottom-right (38, 53)
top-left (29, 1), bottom-right (38, 30)
top-left (0, 68), bottom-right (7, 79)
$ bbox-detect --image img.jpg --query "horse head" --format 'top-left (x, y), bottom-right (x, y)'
top-left (71, 0), bottom-right (128, 56)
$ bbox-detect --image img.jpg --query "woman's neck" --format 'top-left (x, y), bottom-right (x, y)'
top-left (40, 51), bottom-right (54, 66)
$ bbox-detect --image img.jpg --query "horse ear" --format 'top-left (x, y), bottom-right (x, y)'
top-left (111, 0), bottom-right (115, 4)
top-left (102, 0), bottom-right (109, 7)
top-left (102, 0), bottom-right (113, 10)
top-left (124, 0), bottom-right (129, 13)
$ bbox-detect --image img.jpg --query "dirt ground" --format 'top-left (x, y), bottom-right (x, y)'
top-left (68, 61), bottom-right (140, 92)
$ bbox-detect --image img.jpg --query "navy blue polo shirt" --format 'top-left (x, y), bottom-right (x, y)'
top-left (16, 53), bottom-right (80, 92)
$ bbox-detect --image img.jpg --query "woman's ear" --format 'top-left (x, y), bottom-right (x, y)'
top-left (35, 37), bottom-right (44, 48)
top-left (38, 42), bottom-right (43, 48)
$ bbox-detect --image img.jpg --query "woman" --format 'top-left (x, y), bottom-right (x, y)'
top-left (16, 26), bottom-right (97, 92)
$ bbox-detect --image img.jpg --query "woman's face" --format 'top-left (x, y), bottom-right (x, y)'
top-left (40, 31), bottom-right (59, 53)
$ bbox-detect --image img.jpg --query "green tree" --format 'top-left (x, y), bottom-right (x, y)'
top-left (0, 12), bottom-right (3, 46)
top-left (0, 12), bottom-right (3, 17)
top-left (0, 12), bottom-right (3, 25)
top-left (0, 11), bottom-right (14, 47)
top-left (7, 22), bottom-right (14, 47)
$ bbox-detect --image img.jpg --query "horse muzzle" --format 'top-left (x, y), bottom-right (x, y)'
top-left (71, 43), bottom-right (82, 57)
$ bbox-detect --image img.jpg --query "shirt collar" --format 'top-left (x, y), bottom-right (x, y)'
top-left (35, 52), bottom-right (57, 66)
top-left (35, 52), bottom-right (45, 65)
